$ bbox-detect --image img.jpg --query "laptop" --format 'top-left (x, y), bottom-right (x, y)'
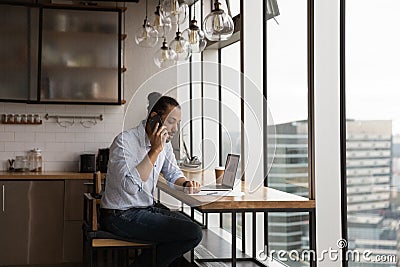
top-left (201, 154), bottom-right (240, 191)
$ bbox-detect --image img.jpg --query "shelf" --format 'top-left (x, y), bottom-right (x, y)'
top-left (42, 30), bottom-right (118, 39)
top-left (41, 66), bottom-right (118, 71)
top-left (39, 98), bottom-right (118, 103)
top-left (1, 121), bottom-right (42, 125)
top-left (42, 2), bottom-right (127, 11)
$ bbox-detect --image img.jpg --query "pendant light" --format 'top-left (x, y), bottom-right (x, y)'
top-left (161, 0), bottom-right (180, 17)
top-left (203, 0), bottom-right (234, 41)
top-left (182, 2), bottom-right (207, 53)
top-left (162, 0), bottom-right (189, 25)
top-left (154, 37), bottom-right (177, 68)
top-left (169, 25), bottom-right (191, 61)
top-left (135, 0), bottom-right (159, 48)
top-left (150, 0), bottom-right (172, 38)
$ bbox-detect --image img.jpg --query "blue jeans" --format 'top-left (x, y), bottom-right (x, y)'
top-left (100, 206), bottom-right (202, 267)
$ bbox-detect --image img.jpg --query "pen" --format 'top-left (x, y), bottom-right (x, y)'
top-left (206, 192), bottom-right (218, 195)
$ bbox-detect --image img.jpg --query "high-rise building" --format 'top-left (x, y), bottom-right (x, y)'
top-left (346, 120), bottom-right (397, 266)
top-left (267, 120), bottom-right (398, 266)
top-left (267, 121), bottom-right (309, 256)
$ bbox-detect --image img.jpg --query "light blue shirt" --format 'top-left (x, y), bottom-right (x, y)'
top-left (101, 120), bottom-right (184, 209)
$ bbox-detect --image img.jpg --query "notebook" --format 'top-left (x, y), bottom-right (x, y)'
top-left (201, 154), bottom-right (240, 191)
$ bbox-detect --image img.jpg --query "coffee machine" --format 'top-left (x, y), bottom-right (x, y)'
top-left (96, 148), bottom-right (110, 173)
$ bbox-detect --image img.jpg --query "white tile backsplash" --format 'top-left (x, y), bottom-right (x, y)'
top-left (55, 132), bottom-right (75, 142)
top-left (0, 104), bottom-right (125, 171)
top-left (4, 124), bottom-right (27, 132)
top-left (85, 105), bottom-right (105, 114)
top-left (104, 105), bottom-right (125, 114)
top-left (26, 104), bottom-right (46, 113)
top-left (74, 133), bottom-right (95, 143)
top-left (36, 132), bottom-right (56, 142)
top-left (15, 132), bottom-right (35, 143)
top-left (45, 105), bottom-right (66, 113)
top-left (0, 132), bottom-right (14, 142)
top-left (4, 103), bottom-right (26, 113)
top-left (45, 142), bottom-right (66, 152)
top-left (5, 142), bottom-right (26, 152)
top-left (64, 142), bottom-right (85, 152)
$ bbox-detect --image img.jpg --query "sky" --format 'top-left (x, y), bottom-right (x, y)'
top-left (266, 0), bottom-right (400, 135)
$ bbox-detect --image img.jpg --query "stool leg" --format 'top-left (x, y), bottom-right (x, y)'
top-left (89, 245), bottom-right (94, 267)
top-left (152, 246), bottom-right (157, 267)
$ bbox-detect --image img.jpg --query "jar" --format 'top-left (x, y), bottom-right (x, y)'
top-left (27, 114), bottom-right (34, 123)
top-left (21, 114), bottom-right (27, 123)
top-left (29, 148), bottom-right (43, 172)
top-left (15, 156), bottom-right (29, 172)
top-left (7, 114), bottom-right (15, 123)
top-left (15, 114), bottom-right (21, 123)
top-left (34, 114), bottom-right (41, 124)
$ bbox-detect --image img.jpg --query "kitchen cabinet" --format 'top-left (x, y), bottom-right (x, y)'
top-left (0, 180), bottom-right (64, 266)
top-left (39, 6), bottom-right (122, 104)
top-left (0, 4), bottom-right (38, 102)
top-left (63, 179), bottom-right (90, 262)
top-left (0, 3), bottom-right (123, 105)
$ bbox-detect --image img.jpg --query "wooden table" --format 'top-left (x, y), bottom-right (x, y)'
top-left (157, 170), bottom-right (316, 267)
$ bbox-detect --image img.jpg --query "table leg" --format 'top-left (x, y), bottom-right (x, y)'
top-left (191, 207), bottom-right (195, 263)
top-left (242, 212), bottom-right (246, 254)
top-left (264, 211), bottom-right (269, 258)
top-left (232, 212), bottom-right (237, 267)
top-left (309, 209), bottom-right (316, 267)
top-left (252, 211), bottom-right (256, 259)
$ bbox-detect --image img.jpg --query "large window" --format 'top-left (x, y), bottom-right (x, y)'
top-left (266, 0), bottom-right (311, 265)
top-left (345, 1), bottom-right (399, 266)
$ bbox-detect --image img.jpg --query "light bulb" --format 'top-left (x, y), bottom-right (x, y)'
top-left (189, 30), bottom-right (198, 44)
top-left (154, 39), bottom-right (177, 68)
top-left (182, 19), bottom-right (207, 53)
top-left (150, 5), bottom-right (172, 37)
top-left (169, 31), bottom-right (191, 61)
top-left (212, 14), bottom-right (225, 32)
top-left (203, 0), bottom-right (234, 41)
top-left (162, 0), bottom-right (180, 17)
top-left (135, 19), bottom-right (159, 48)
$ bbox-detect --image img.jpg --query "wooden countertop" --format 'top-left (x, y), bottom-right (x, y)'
top-left (0, 171), bottom-right (97, 180)
top-left (157, 169), bottom-right (315, 211)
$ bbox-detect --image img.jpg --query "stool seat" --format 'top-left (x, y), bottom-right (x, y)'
top-left (92, 239), bottom-right (153, 248)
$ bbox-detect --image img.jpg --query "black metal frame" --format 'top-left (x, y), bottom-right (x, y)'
top-left (340, 0), bottom-right (349, 266)
top-left (186, 207), bottom-right (316, 267)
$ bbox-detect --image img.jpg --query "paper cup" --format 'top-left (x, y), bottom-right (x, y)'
top-left (215, 167), bottom-right (225, 184)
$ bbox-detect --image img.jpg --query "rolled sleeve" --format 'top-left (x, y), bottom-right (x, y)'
top-left (162, 144), bottom-right (185, 187)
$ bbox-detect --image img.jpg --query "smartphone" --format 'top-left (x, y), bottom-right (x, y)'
top-left (150, 114), bottom-right (163, 131)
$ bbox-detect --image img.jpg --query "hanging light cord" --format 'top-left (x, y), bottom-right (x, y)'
top-left (193, 0), bottom-right (196, 20)
top-left (145, 0), bottom-right (148, 19)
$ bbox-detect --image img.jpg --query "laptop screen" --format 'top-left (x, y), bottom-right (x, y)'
top-left (222, 154), bottom-right (240, 188)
